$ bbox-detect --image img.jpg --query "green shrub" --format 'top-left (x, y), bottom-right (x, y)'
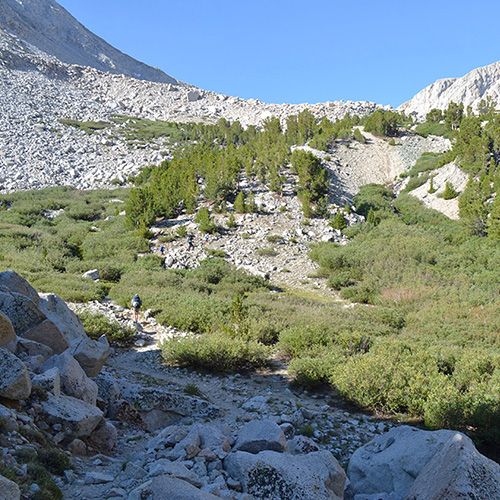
top-left (37, 448), bottom-right (71, 475)
top-left (134, 254), bottom-right (164, 270)
top-left (339, 284), bottom-right (377, 304)
top-left (227, 213), bottom-right (237, 228)
top-left (297, 424), bottom-right (315, 437)
top-left (327, 271), bottom-right (352, 290)
top-left (27, 272), bottom-right (107, 302)
top-left (206, 248), bottom-right (227, 258)
top-left (403, 173), bottom-right (430, 193)
top-left (256, 247), bottom-right (278, 257)
top-left (330, 211), bottom-right (347, 230)
top-left (288, 352), bottom-right (340, 389)
top-left (79, 311), bottom-right (135, 345)
top-left (160, 333), bottom-right (271, 373)
top-left (99, 264), bottom-right (122, 282)
top-left (184, 383), bottom-right (203, 397)
top-left (27, 463), bottom-right (63, 500)
top-left (266, 234), bottom-right (282, 244)
top-left (14, 448), bottom-right (37, 464)
top-left (176, 224), bottom-right (187, 237)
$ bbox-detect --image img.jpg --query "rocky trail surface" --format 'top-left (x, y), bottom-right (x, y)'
top-left (62, 297), bottom-right (393, 500)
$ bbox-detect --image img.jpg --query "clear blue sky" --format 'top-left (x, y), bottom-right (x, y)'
top-left (57, 0), bottom-right (500, 107)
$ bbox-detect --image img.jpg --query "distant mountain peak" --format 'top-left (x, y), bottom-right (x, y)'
top-left (0, 0), bottom-right (183, 85)
top-left (398, 60), bottom-right (500, 119)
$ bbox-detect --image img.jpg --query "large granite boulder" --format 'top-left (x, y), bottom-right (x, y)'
top-left (41, 350), bottom-right (98, 405)
top-left (88, 421), bottom-right (118, 454)
top-left (93, 370), bottom-right (122, 404)
top-left (41, 394), bottom-right (104, 437)
top-left (0, 347), bottom-right (31, 400)
top-left (119, 385), bottom-right (221, 432)
top-left (131, 476), bottom-right (220, 500)
top-left (0, 270), bottom-right (40, 306)
top-left (0, 311), bottom-right (15, 347)
top-left (148, 423), bottom-right (233, 459)
top-left (32, 367), bottom-right (61, 396)
top-left (234, 419), bottom-right (288, 454)
top-left (70, 337), bottom-right (110, 377)
top-left (22, 319), bottom-right (69, 354)
top-left (0, 290), bottom-right (45, 335)
top-left (147, 460), bottom-right (202, 487)
top-left (14, 337), bottom-right (53, 361)
top-left (225, 449), bottom-right (346, 500)
top-left (347, 425), bottom-right (471, 499)
top-left (406, 432), bottom-right (500, 499)
top-left (0, 474), bottom-right (20, 500)
top-left (38, 293), bottom-right (87, 346)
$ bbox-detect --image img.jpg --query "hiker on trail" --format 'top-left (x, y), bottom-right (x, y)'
top-left (131, 294), bottom-right (142, 322)
top-left (204, 233), bottom-right (209, 246)
top-left (187, 234), bottom-right (195, 251)
top-left (159, 245), bottom-right (165, 255)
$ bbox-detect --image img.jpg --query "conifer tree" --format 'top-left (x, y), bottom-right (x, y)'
top-left (442, 182), bottom-right (458, 200)
top-left (301, 191), bottom-right (313, 218)
top-left (246, 191), bottom-right (258, 213)
top-left (234, 191), bottom-right (246, 213)
top-left (331, 210), bottom-right (347, 230)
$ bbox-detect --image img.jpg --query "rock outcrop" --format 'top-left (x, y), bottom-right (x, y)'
top-left (399, 60), bottom-right (500, 119)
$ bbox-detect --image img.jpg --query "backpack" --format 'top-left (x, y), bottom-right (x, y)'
top-left (132, 295), bottom-right (142, 308)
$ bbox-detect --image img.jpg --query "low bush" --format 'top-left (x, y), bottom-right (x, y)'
top-left (256, 247), bottom-right (278, 257)
top-left (37, 448), bottom-right (71, 475)
top-left (79, 311), bottom-right (135, 346)
top-left (160, 333), bottom-right (272, 373)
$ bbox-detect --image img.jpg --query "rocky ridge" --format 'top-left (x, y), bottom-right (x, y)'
top-left (398, 60), bottom-right (500, 119)
top-left (0, 0), bottom-right (181, 84)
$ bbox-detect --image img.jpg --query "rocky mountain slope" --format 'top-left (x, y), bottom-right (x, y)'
top-left (398, 60), bottom-right (500, 119)
top-left (0, 0), bottom-right (401, 195)
top-left (0, 0), bottom-right (181, 84)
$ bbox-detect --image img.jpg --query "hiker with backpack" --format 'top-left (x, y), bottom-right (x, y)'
top-left (187, 234), bottom-right (195, 251)
top-left (131, 294), bottom-right (142, 322)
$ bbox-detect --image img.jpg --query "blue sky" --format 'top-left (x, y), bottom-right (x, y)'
top-left (57, 0), bottom-right (500, 107)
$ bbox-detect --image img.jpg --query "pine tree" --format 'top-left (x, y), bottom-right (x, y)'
top-left (234, 191), bottom-right (246, 213)
top-left (301, 191), bottom-right (313, 218)
top-left (246, 191), bottom-right (258, 213)
top-left (227, 213), bottom-right (236, 228)
top-left (195, 207), bottom-right (217, 233)
top-left (428, 175), bottom-right (437, 194)
top-left (315, 196), bottom-right (330, 218)
top-left (458, 178), bottom-right (489, 236)
top-left (331, 210), bottom-right (347, 230)
top-left (442, 182), bottom-right (458, 200)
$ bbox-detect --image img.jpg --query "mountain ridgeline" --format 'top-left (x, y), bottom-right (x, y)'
top-left (0, 0), bottom-right (182, 84)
